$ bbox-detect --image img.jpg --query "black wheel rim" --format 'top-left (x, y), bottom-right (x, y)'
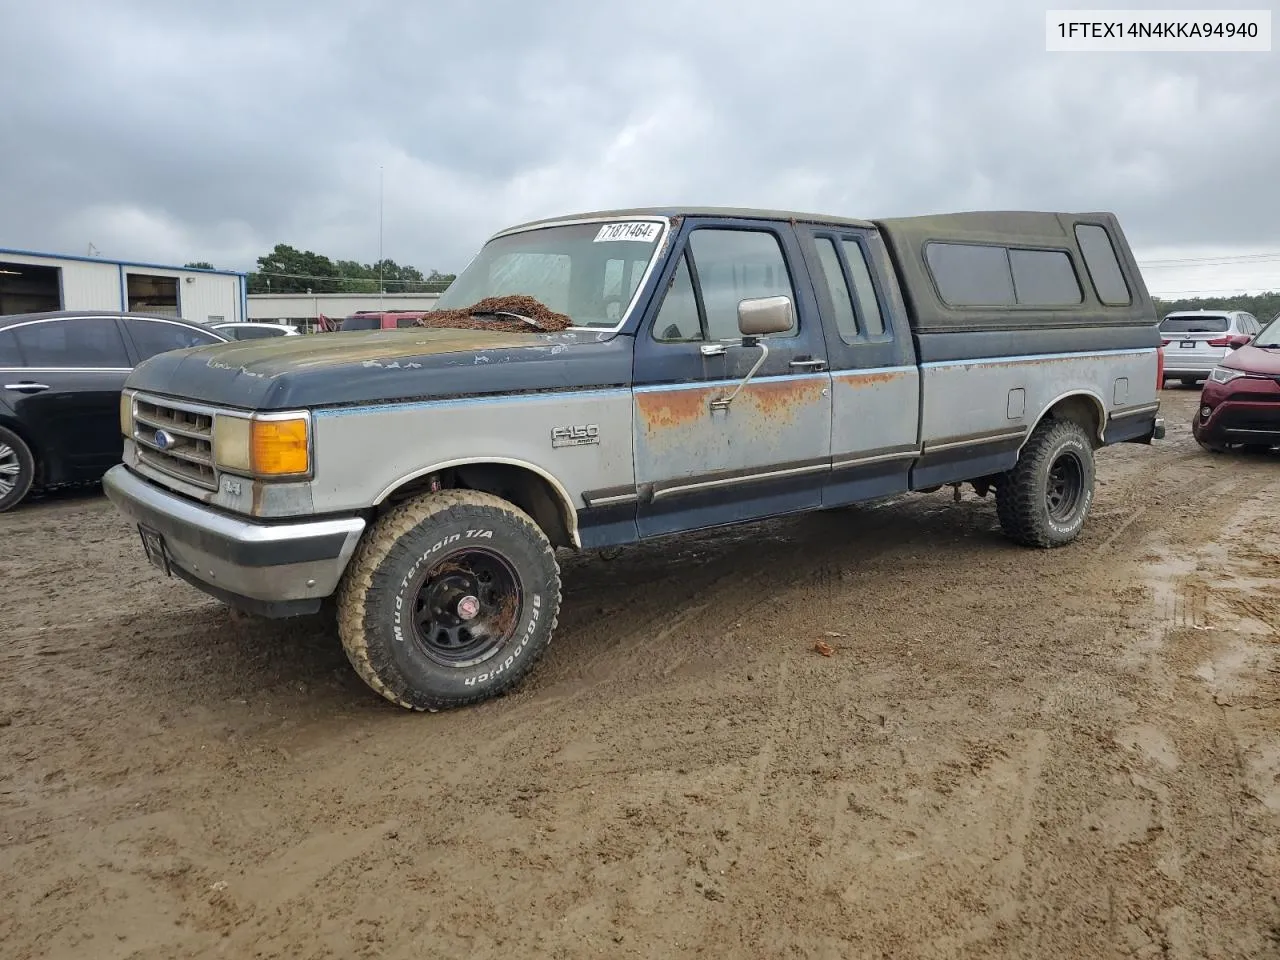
top-left (410, 547), bottom-right (523, 668)
top-left (1046, 451), bottom-right (1084, 522)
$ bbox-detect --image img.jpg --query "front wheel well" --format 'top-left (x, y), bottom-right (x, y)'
top-left (379, 463), bottom-right (576, 549)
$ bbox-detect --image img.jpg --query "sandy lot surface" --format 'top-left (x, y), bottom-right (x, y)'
top-left (1, 387), bottom-right (1277, 959)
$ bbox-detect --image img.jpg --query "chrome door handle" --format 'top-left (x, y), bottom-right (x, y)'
top-left (700, 343), bottom-right (727, 357)
top-left (789, 359), bottom-right (826, 370)
top-left (4, 382), bottom-right (50, 393)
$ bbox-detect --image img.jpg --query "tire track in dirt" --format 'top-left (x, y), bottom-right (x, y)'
top-left (488, 414), bottom-right (1236, 829)
top-left (535, 497), bottom-right (916, 693)
top-left (1003, 434), bottom-right (1280, 959)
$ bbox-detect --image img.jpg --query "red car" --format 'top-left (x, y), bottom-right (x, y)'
top-left (338, 310), bottom-right (430, 331)
top-left (1192, 314), bottom-right (1280, 452)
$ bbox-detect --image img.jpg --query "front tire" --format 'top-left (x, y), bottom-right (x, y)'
top-left (0, 426), bottom-right (35, 513)
top-left (995, 418), bottom-right (1096, 548)
top-left (336, 490), bottom-right (561, 711)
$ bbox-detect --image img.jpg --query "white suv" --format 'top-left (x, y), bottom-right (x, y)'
top-left (1159, 309), bottom-right (1261, 386)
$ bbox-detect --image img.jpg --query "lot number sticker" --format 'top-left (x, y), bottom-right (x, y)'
top-left (594, 222), bottom-right (661, 243)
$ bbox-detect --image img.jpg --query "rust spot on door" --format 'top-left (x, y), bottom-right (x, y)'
top-left (637, 375), bottom-right (828, 434)
top-left (747, 377), bottom-right (828, 422)
top-left (833, 370), bottom-right (907, 389)
top-left (636, 386), bottom-right (709, 431)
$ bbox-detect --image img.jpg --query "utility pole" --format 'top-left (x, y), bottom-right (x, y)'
top-left (378, 165), bottom-right (385, 311)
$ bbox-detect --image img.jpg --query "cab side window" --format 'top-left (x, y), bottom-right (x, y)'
top-left (814, 239), bottom-right (859, 341)
top-left (813, 234), bottom-right (891, 344)
top-left (652, 228), bottom-right (797, 343)
top-left (843, 240), bottom-right (887, 336)
top-left (689, 229), bottom-right (796, 340)
top-left (653, 253), bottom-right (702, 342)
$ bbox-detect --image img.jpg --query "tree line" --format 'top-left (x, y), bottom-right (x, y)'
top-left (189, 245), bottom-right (455, 294)
top-left (1153, 291), bottom-right (1280, 322)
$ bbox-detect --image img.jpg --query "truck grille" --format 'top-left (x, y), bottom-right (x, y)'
top-left (132, 396), bottom-right (218, 490)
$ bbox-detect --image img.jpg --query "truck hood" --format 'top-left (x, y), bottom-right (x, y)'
top-left (125, 327), bottom-right (634, 410)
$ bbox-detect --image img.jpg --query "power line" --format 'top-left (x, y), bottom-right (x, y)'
top-left (1138, 251), bottom-right (1280, 266)
top-left (1150, 287), bottom-right (1280, 296)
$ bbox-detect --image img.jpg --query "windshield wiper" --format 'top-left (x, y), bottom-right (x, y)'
top-left (472, 311), bottom-right (541, 329)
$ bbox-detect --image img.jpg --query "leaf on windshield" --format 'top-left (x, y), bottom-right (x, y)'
top-left (413, 295), bottom-right (573, 333)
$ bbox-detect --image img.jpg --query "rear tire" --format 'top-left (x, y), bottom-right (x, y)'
top-left (1180, 377), bottom-right (1199, 388)
top-left (335, 489), bottom-right (561, 711)
top-left (0, 426), bottom-right (35, 513)
top-left (995, 418), bottom-right (1096, 548)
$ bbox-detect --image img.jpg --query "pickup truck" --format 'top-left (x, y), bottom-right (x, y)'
top-left (104, 206), bottom-right (1165, 712)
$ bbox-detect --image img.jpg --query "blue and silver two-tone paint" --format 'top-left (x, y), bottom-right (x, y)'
top-left (102, 205), bottom-right (1165, 710)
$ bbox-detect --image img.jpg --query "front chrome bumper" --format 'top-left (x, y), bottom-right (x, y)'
top-left (103, 464), bottom-right (365, 617)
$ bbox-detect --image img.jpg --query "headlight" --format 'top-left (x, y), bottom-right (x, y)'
top-left (1210, 366), bottom-right (1247, 384)
top-left (119, 390), bottom-right (135, 437)
top-left (213, 412), bottom-right (310, 478)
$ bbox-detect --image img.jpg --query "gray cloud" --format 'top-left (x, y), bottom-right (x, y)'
top-left (1, 0), bottom-right (1277, 295)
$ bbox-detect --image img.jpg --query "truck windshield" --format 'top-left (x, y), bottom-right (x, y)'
top-left (433, 219), bottom-right (667, 329)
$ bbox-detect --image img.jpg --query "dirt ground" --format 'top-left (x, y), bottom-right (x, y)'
top-left (2, 387), bottom-right (1277, 960)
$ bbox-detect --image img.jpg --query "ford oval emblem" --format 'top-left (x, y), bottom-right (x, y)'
top-left (153, 429), bottom-right (175, 450)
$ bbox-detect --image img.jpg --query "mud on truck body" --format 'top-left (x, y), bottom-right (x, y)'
top-left (105, 207), bottom-right (1164, 711)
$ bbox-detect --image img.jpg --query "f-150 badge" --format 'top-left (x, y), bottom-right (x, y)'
top-left (551, 424), bottom-right (600, 448)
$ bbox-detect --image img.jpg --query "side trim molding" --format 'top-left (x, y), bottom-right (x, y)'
top-left (921, 427), bottom-right (1027, 455)
top-left (650, 457), bottom-right (829, 501)
top-left (1109, 401), bottom-right (1161, 421)
top-left (831, 444), bottom-right (921, 470)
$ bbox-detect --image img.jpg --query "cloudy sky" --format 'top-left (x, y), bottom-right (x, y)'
top-left (1, 0), bottom-right (1277, 298)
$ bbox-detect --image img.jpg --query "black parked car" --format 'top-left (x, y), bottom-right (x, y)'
top-left (0, 310), bottom-right (230, 511)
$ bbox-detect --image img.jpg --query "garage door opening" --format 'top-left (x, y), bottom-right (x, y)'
top-left (0, 261), bottom-right (62, 315)
top-left (127, 273), bottom-right (179, 316)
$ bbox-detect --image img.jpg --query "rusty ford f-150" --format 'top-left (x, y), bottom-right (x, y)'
top-left (103, 206), bottom-right (1165, 711)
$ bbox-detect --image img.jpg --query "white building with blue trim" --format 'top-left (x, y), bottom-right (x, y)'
top-left (0, 247), bottom-right (248, 323)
